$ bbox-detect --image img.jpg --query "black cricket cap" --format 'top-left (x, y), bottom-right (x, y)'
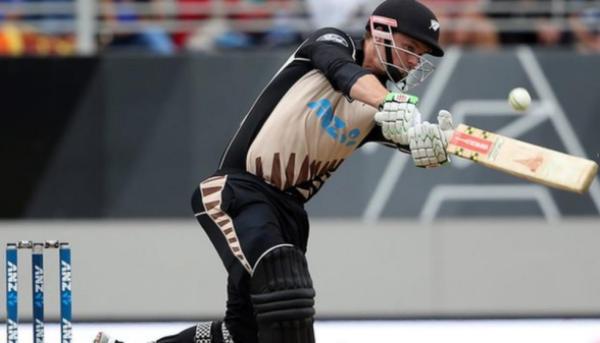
top-left (367, 0), bottom-right (444, 57)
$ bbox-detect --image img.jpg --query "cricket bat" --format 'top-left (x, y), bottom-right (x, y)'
top-left (446, 124), bottom-right (599, 194)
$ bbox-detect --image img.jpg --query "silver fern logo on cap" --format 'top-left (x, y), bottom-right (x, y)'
top-left (429, 19), bottom-right (440, 32)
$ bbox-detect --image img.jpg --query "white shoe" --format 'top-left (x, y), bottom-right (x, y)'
top-left (94, 331), bottom-right (156, 343)
top-left (94, 332), bottom-right (124, 343)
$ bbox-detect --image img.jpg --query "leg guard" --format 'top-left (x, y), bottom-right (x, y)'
top-left (250, 246), bottom-right (315, 343)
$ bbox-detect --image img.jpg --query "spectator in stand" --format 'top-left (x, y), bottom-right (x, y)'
top-left (536, 18), bottom-right (566, 48)
top-left (570, 1), bottom-right (600, 53)
top-left (0, 0), bottom-right (23, 55)
top-left (100, 0), bottom-right (175, 54)
top-left (260, 0), bottom-right (301, 48)
top-left (488, 0), bottom-right (571, 47)
top-left (0, 0), bottom-right (75, 55)
top-left (183, 0), bottom-right (301, 51)
top-left (306, 0), bottom-right (366, 34)
top-left (174, 0), bottom-right (211, 48)
top-left (217, 0), bottom-right (301, 49)
top-left (37, 0), bottom-right (77, 54)
top-left (421, 0), bottom-right (498, 49)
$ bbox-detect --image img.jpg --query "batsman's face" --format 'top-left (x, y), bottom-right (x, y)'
top-left (388, 33), bottom-right (430, 71)
top-left (366, 32), bottom-right (435, 90)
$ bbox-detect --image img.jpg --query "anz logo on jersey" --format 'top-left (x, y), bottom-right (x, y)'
top-left (307, 99), bottom-right (361, 147)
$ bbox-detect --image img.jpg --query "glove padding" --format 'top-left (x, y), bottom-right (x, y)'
top-left (408, 110), bottom-right (455, 168)
top-left (374, 95), bottom-right (422, 146)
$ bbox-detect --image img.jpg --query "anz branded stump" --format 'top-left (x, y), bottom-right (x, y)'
top-left (4, 241), bottom-right (72, 343)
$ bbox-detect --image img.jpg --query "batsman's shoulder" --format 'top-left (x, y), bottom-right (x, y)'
top-left (305, 27), bottom-right (355, 49)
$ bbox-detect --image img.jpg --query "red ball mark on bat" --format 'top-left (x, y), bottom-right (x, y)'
top-left (515, 155), bottom-right (544, 172)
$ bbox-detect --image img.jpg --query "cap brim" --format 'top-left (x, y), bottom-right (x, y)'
top-left (428, 43), bottom-right (444, 57)
top-left (415, 34), bottom-right (444, 57)
top-left (399, 30), bottom-right (444, 57)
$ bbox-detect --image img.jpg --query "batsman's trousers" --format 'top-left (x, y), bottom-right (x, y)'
top-left (191, 170), bottom-right (311, 343)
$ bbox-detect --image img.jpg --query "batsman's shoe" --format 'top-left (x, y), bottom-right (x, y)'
top-left (94, 332), bottom-right (156, 343)
top-left (94, 332), bottom-right (123, 343)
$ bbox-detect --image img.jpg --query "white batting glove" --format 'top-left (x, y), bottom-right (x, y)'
top-left (437, 109), bottom-right (455, 142)
top-left (373, 93), bottom-right (422, 146)
top-left (408, 110), bottom-right (455, 168)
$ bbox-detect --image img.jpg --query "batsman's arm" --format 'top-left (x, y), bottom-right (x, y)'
top-left (298, 28), bottom-right (412, 108)
top-left (297, 27), bottom-right (373, 97)
top-left (348, 74), bottom-right (389, 108)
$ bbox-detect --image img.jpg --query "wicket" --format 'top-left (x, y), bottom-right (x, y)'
top-left (5, 241), bottom-right (72, 343)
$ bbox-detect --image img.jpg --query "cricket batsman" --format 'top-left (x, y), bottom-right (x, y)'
top-left (96, 0), bottom-right (454, 342)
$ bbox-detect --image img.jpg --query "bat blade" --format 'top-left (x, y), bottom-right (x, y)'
top-left (446, 124), bottom-right (599, 194)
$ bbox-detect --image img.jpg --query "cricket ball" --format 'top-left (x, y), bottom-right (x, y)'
top-left (508, 87), bottom-right (531, 112)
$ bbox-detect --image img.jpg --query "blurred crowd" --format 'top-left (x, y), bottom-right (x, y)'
top-left (97, 0), bottom-right (305, 53)
top-left (0, 0), bottom-right (598, 55)
top-left (0, 0), bottom-right (76, 55)
top-left (424, 0), bottom-right (600, 53)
